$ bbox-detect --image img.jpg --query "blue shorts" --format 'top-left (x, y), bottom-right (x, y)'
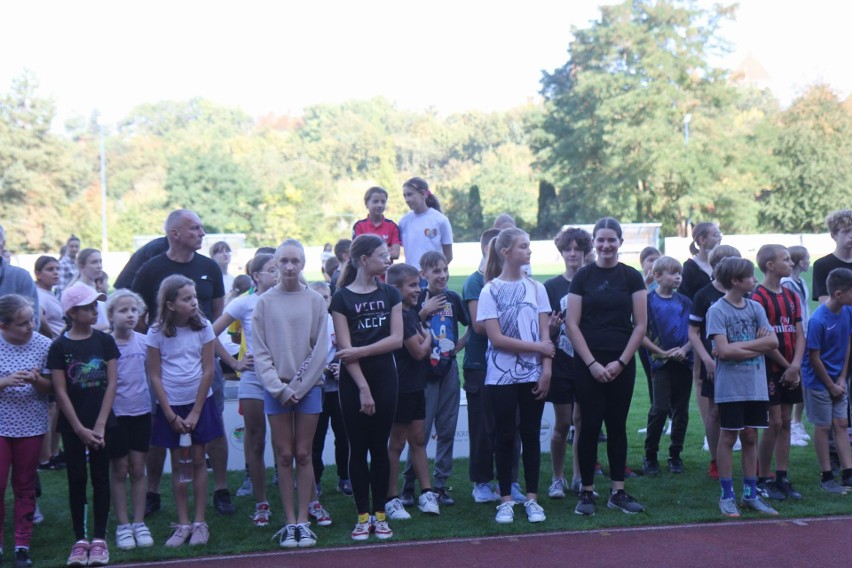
top-left (238, 370), bottom-right (266, 401)
top-left (265, 385), bottom-right (323, 415)
top-left (151, 396), bottom-right (225, 448)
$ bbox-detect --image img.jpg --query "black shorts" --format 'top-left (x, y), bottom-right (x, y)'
top-left (718, 401), bottom-right (768, 431)
top-left (109, 413), bottom-right (152, 459)
top-left (546, 373), bottom-right (575, 405)
top-left (767, 371), bottom-right (804, 405)
top-left (395, 390), bottom-right (426, 425)
top-left (700, 375), bottom-right (715, 399)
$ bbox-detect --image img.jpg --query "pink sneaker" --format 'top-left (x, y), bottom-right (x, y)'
top-left (88, 539), bottom-right (110, 566)
top-left (165, 524), bottom-right (192, 547)
top-left (66, 540), bottom-right (89, 567)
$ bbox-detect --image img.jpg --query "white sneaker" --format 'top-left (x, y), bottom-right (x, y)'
top-left (495, 501), bottom-right (514, 524)
top-left (418, 491), bottom-right (440, 515)
top-left (132, 523), bottom-right (154, 547)
top-left (703, 437), bottom-right (709, 452)
top-left (733, 437), bottom-right (742, 451)
top-left (637, 427), bottom-right (648, 434)
top-left (236, 476), bottom-right (254, 497)
top-left (385, 497), bottom-right (411, 520)
top-left (548, 478), bottom-right (567, 499)
top-left (665, 419), bottom-right (672, 436)
top-left (524, 499), bottom-right (546, 523)
top-left (115, 524), bottom-right (136, 550)
top-left (32, 503), bottom-right (44, 525)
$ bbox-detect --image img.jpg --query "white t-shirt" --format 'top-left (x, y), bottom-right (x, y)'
top-left (145, 324), bottom-right (215, 406)
top-left (399, 208), bottom-right (453, 268)
top-left (0, 333), bottom-right (51, 437)
top-left (113, 331), bottom-right (151, 416)
top-left (476, 277), bottom-right (550, 385)
top-left (224, 293), bottom-right (259, 355)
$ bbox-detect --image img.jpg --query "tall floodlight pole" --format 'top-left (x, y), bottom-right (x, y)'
top-left (683, 113), bottom-right (691, 145)
top-left (99, 117), bottom-right (108, 252)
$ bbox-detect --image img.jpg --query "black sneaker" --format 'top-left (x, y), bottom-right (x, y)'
top-left (400, 490), bottom-right (415, 507)
top-left (14, 547), bottom-right (32, 568)
top-left (667, 457), bottom-right (684, 474)
top-left (757, 479), bottom-right (786, 501)
top-left (574, 490), bottom-right (596, 516)
top-left (642, 457), bottom-right (660, 476)
top-left (436, 488), bottom-right (455, 506)
top-left (776, 477), bottom-right (802, 500)
top-left (144, 491), bottom-right (161, 517)
top-left (607, 489), bottom-right (645, 514)
top-left (213, 488), bottom-right (236, 515)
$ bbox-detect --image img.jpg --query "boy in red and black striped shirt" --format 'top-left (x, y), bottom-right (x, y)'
top-left (753, 244), bottom-right (805, 502)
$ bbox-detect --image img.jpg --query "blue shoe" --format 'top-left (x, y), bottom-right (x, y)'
top-left (510, 483), bottom-right (526, 503)
top-left (472, 483), bottom-right (497, 503)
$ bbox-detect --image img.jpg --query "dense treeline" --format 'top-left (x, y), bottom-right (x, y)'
top-left (1, 0), bottom-right (850, 254)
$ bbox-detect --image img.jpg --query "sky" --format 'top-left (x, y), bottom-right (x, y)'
top-left (1, 0), bottom-right (849, 125)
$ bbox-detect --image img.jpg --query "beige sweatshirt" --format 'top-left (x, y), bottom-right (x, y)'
top-left (252, 286), bottom-right (329, 404)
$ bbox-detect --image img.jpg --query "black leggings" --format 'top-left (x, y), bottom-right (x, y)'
top-left (313, 389), bottom-right (349, 484)
top-left (339, 356), bottom-right (397, 514)
top-left (574, 350), bottom-right (636, 486)
top-left (62, 431), bottom-right (111, 540)
top-left (486, 382), bottom-right (544, 497)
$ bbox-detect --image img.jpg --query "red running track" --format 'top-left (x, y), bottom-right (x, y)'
top-left (119, 516), bottom-right (852, 568)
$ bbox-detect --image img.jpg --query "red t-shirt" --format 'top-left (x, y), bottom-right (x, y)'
top-left (352, 217), bottom-right (401, 247)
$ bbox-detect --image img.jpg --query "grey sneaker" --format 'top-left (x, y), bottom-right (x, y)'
top-left (820, 479), bottom-right (848, 495)
top-left (757, 479), bottom-right (786, 500)
top-left (741, 496), bottom-right (779, 515)
top-left (547, 478), bottom-right (567, 499)
top-left (236, 476), bottom-right (253, 497)
top-left (607, 489), bottom-right (645, 514)
top-left (719, 496), bottom-right (740, 517)
top-left (574, 490), bottom-right (596, 516)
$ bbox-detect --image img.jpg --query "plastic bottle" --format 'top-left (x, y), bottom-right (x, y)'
top-left (178, 433), bottom-right (193, 484)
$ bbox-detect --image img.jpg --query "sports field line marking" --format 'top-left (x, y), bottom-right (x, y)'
top-left (117, 515), bottom-right (852, 567)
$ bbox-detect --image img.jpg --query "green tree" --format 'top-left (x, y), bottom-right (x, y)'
top-left (534, 0), bottom-right (753, 235)
top-left (759, 84), bottom-right (852, 233)
top-left (0, 71), bottom-right (84, 251)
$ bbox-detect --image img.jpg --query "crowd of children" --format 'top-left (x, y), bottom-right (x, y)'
top-left (2, 195), bottom-right (852, 566)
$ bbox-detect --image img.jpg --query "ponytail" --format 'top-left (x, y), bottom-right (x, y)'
top-left (689, 222), bottom-right (716, 256)
top-left (338, 234), bottom-right (384, 290)
top-left (403, 177), bottom-right (441, 213)
top-left (484, 237), bottom-right (502, 282)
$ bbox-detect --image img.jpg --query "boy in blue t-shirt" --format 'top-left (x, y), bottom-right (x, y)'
top-left (706, 258), bottom-right (778, 518)
top-left (400, 251), bottom-right (469, 506)
top-left (801, 267), bottom-right (852, 493)
top-left (640, 257), bottom-right (693, 476)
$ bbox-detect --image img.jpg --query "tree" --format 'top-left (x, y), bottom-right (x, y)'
top-left (0, 71), bottom-right (85, 251)
top-left (759, 84), bottom-right (852, 233)
top-left (534, 0), bottom-right (754, 235)
top-left (534, 180), bottom-right (559, 239)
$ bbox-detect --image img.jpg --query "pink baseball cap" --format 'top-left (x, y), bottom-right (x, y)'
top-left (61, 283), bottom-right (107, 315)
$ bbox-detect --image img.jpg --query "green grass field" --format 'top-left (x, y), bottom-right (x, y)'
top-left (21, 270), bottom-right (840, 566)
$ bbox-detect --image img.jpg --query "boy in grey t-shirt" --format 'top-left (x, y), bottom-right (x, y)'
top-left (706, 258), bottom-right (778, 519)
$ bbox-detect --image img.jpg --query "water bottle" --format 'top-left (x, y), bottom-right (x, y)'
top-left (178, 433), bottom-right (193, 484)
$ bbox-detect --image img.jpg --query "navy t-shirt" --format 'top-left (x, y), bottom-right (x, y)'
top-left (416, 288), bottom-right (469, 376)
top-left (47, 330), bottom-right (119, 433)
top-left (646, 291), bottom-right (693, 370)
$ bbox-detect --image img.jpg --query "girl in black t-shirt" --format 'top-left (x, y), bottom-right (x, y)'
top-left (566, 218), bottom-right (647, 517)
top-left (330, 235), bottom-right (403, 541)
top-left (48, 283), bottom-right (118, 566)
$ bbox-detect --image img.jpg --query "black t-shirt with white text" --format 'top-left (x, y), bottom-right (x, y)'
top-left (544, 274), bottom-right (573, 378)
top-left (131, 253), bottom-right (225, 322)
top-left (331, 283), bottom-right (401, 347)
